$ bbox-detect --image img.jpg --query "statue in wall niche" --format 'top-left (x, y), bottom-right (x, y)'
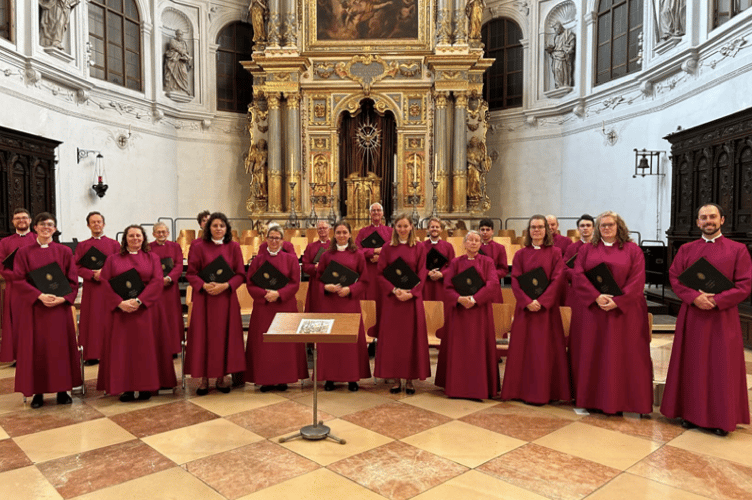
top-left (658, 0), bottom-right (685, 39)
top-left (466, 0), bottom-right (484, 41)
top-left (249, 0), bottom-right (268, 45)
top-left (245, 139), bottom-right (269, 200)
top-left (466, 136), bottom-right (489, 201)
top-left (39, 0), bottom-right (80, 49)
top-left (545, 21), bottom-right (576, 88)
top-left (164, 29), bottom-right (193, 94)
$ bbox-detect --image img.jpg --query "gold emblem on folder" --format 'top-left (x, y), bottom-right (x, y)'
top-left (263, 273), bottom-right (270, 279)
top-left (333, 272), bottom-right (339, 278)
top-left (126, 281), bottom-right (132, 289)
top-left (396, 269), bottom-right (402, 276)
top-left (697, 272), bottom-right (705, 280)
top-left (532, 278), bottom-right (538, 286)
top-left (596, 276), bottom-right (603, 283)
top-left (46, 273), bottom-right (53, 281)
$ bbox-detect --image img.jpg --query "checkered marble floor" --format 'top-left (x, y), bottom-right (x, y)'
top-left (0, 337), bottom-right (751, 500)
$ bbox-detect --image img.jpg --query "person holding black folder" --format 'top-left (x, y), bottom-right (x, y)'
top-left (0, 208), bottom-right (35, 364)
top-left (315, 221), bottom-right (371, 391)
top-left (245, 226), bottom-right (309, 392)
top-left (74, 211), bottom-right (120, 366)
top-left (301, 220), bottom-right (330, 312)
top-left (478, 218), bottom-right (507, 303)
top-left (439, 230), bottom-right (499, 400)
top-left (421, 217), bottom-right (454, 341)
top-left (12, 212), bottom-right (80, 408)
top-left (375, 214), bottom-right (429, 394)
top-left (149, 222), bottom-right (185, 355)
top-left (97, 225), bottom-right (177, 402)
top-left (570, 211), bottom-right (652, 415)
top-left (355, 203), bottom-right (393, 338)
top-left (185, 213), bottom-right (246, 395)
top-left (500, 216), bottom-right (570, 405)
top-left (661, 203), bottom-right (751, 435)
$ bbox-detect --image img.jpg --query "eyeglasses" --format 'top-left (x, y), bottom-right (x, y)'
top-left (12, 216), bottom-right (30, 221)
top-left (267, 236), bottom-right (282, 241)
top-left (600, 223), bottom-right (616, 229)
top-left (37, 222), bottom-right (56, 228)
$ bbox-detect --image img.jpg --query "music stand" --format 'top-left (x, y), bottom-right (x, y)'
top-left (264, 312), bottom-right (360, 444)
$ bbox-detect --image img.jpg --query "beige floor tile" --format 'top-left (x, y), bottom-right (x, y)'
top-left (506, 400), bottom-right (583, 421)
top-left (238, 468), bottom-right (384, 500)
top-left (667, 428), bottom-right (752, 468)
top-left (400, 392), bottom-right (499, 419)
top-left (401, 420), bottom-right (526, 468)
top-left (83, 393), bottom-right (183, 417)
top-left (14, 419), bottom-right (135, 463)
top-left (412, 470), bottom-right (548, 500)
top-left (747, 374), bottom-right (751, 390)
top-left (0, 363), bottom-right (16, 380)
top-left (533, 422), bottom-right (660, 470)
top-left (291, 389), bottom-right (394, 417)
top-left (189, 389), bottom-right (287, 416)
top-left (0, 465), bottom-right (63, 500)
top-left (0, 425), bottom-right (8, 439)
top-left (142, 418), bottom-right (263, 464)
top-left (586, 473), bottom-right (711, 500)
top-left (71, 466), bottom-right (226, 500)
top-left (277, 419), bottom-right (392, 466)
top-left (0, 392), bottom-right (26, 415)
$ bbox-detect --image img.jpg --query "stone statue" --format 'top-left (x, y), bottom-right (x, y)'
top-left (164, 29), bottom-right (192, 94)
top-left (39, 0), bottom-right (80, 49)
top-left (249, 0), bottom-right (268, 45)
top-left (466, 136), bottom-right (489, 200)
top-left (466, 0), bottom-right (484, 41)
top-left (658, 0), bottom-right (685, 39)
top-left (545, 21), bottom-right (576, 88)
top-left (245, 139), bottom-right (268, 200)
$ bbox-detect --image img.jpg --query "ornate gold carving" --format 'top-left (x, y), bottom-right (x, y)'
top-left (346, 172), bottom-right (382, 225)
top-left (467, 136), bottom-right (490, 213)
top-left (441, 70), bottom-right (462, 80)
top-left (313, 137), bottom-right (328, 149)
top-left (398, 63), bottom-right (420, 77)
top-left (286, 93), bottom-right (301, 108)
top-left (245, 138), bottom-right (269, 215)
top-left (408, 137), bottom-right (422, 149)
top-left (267, 93), bottom-right (281, 109)
top-left (313, 62), bottom-right (335, 79)
top-left (267, 171), bottom-right (283, 212)
top-left (409, 103), bottom-right (421, 117)
top-left (455, 92), bottom-right (468, 108)
top-left (314, 103), bottom-right (326, 118)
top-left (434, 91), bottom-right (448, 108)
top-left (452, 172), bottom-right (467, 212)
top-left (334, 55), bottom-right (399, 95)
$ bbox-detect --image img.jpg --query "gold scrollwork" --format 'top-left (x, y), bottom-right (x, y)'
top-left (313, 63), bottom-right (335, 79)
top-left (334, 55), bottom-right (399, 95)
top-left (399, 62), bottom-right (420, 77)
top-left (409, 103), bottom-right (421, 117)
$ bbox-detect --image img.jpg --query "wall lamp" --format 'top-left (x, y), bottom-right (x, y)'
top-left (633, 149), bottom-right (665, 178)
top-left (77, 148), bottom-right (108, 198)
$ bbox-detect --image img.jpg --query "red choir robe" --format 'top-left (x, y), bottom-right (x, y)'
top-left (441, 254), bottom-right (500, 399)
top-left (315, 247), bottom-right (372, 381)
top-left (0, 232), bottom-right (36, 361)
top-left (149, 240), bottom-right (185, 354)
top-left (355, 224), bottom-right (393, 338)
top-left (97, 250), bottom-right (177, 394)
top-left (562, 240), bottom-right (586, 307)
top-left (185, 240), bottom-right (246, 379)
top-left (479, 239), bottom-right (508, 303)
top-left (570, 241), bottom-right (653, 414)
top-left (553, 234), bottom-right (572, 255)
top-left (661, 236), bottom-right (751, 432)
top-left (302, 239), bottom-right (329, 312)
top-left (374, 242), bottom-right (431, 380)
top-left (245, 249), bottom-right (309, 386)
top-left (13, 241), bottom-right (80, 397)
top-left (501, 245), bottom-right (571, 404)
top-left (74, 236), bottom-right (121, 360)
top-left (421, 238), bottom-right (455, 340)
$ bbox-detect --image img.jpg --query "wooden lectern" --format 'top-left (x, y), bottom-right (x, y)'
top-left (264, 312), bottom-right (360, 444)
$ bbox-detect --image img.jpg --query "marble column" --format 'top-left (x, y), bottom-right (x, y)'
top-left (284, 0), bottom-right (297, 48)
top-left (436, 0), bottom-right (452, 46)
top-left (286, 93), bottom-right (302, 212)
top-left (453, 0), bottom-right (467, 46)
top-left (434, 91), bottom-right (450, 212)
top-left (268, 0), bottom-right (282, 47)
top-left (452, 92), bottom-right (467, 213)
top-left (267, 93), bottom-right (283, 212)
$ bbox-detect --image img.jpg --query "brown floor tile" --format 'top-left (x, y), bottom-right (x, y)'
top-left (185, 440), bottom-right (320, 499)
top-left (477, 443), bottom-right (620, 500)
top-left (328, 440), bottom-right (468, 500)
top-left (0, 377), bottom-right (15, 395)
top-left (108, 400), bottom-right (218, 438)
top-left (225, 400), bottom-right (334, 438)
top-left (342, 402), bottom-right (452, 439)
top-left (36, 439), bottom-right (175, 499)
top-left (0, 438), bottom-right (32, 473)
top-left (0, 400), bottom-right (104, 437)
top-left (579, 412), bottom-right (686, 444)
top-left (459, 402), bottom-right (572, 441)
top-left (746, 361), bottom-right (752, 375)
top-left (628, 445), bottom-right (752, 500)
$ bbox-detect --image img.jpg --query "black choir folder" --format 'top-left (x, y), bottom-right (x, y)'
top-left (678, 257), bottom-right (734, 293)
top-left (565, 253), bottom-right (577, 269)
top-left (160, 257), bottom-right (175, 277)
top-left (360, 231), bottom-right (386, 249)
top-left (108, 268), bottom-right (145, 300)
top-left (516, 266), bottom-right (549, 300)
top-left (426, 247), bottom-right (449, 271)
top-left (28, 262), bottom-right (73, 297)
top-left (584, 262), bottom-right (624, 296)
top-left (77, 246), bottom-right (108, 270)
top-left (312, 246), bottom-right (327, 264)
top-left (250, 260), bottom-right (289, 290)
top-left (2, 248), bottom-right (17, 270)
top-left (198, 256), bottom-right (235, 284)
top-left (320, 260), bottom-right (359, 287)
top-left (452, 266), bottom-right (485, 296)
top-left (383, 257), bottom-right (421, 290)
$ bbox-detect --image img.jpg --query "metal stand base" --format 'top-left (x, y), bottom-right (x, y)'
top-left (279, 421), bottom-right (346, 444)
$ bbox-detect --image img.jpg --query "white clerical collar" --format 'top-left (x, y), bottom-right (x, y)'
top-left (37, 238), bottom-right (50, 248)
top-left (212, 238), bottom-right (223, 245)
top-left (267, 248), bottom-right (280, 256)
top-left (602, 239), bottom-right (615, 247)
top-left (532, 244), bottom-right (541, 250)
top-left (92, 235), bottom-right (103, 240)
top-left (337, 244), bottom-right (348, 251)
top-left (430, 238), bottom-right (440, 244)
top-left (702, 234), bottom-right (722, 243)
top-left (399, 239), bottom-right (407, 244)
top-left (128, 250), bottom-right (139, 254)
top-left (17, 230), bottom-right (30, 236)
top-left (319, 239), bottom-right (328, 244)
top-left (154, 240), bottom-right (166, 245)
top-left (580, 238), bottom-right (590, 244)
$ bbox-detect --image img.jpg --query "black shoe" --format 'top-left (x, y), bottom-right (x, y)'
top-left (30, 394), bottom-right (43, 408)
top-left (405, 386), bottom-right (416, 395)
top-left (348, 382), bottom-right (359, 392)
top-left (259, 385), bottom-right (273, 393)
top-left (713, 428), bottom-right (729, 437)
top-left (119, 392), bottom-right (135, 402)
top-left (196, 387), bottom-right (209, 396)
top-left (276, 384), bottom-right (288, 392)
top-left (367, 341), bottom-right (377, 357)
top-left (681, 419), bottom-right (697, 429)
top-left (10, 361), bottom-right (16, 368)
top-left (172, 353), bottom-right (179, 359)
top-left (390, 385), bottom-right (402, 394)
top-left (137, 391), bottom-right (152, 401)
top-left (83, 359), bottom-right (99, 366)
top-left (324, 381), bottom-right (335, 391)
top-left (56, 392), bottom-right (72, 405)
top-left (216, 382), bottom-right (231, 394)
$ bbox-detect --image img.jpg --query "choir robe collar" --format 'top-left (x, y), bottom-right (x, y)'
top-left (602, 239), bottom-right (615, 247)
top-left (16, 230), bottom-right (30, 237)
top-left (36, 238), bottom-right (50, 249)
top-left (702, 234), bottom-right (723, 243)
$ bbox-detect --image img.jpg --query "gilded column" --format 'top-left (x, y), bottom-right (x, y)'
top-left (452, 92), bottom-right (468, 213)
top-left (434, 91), bottom-right (450, 212)
top-left (436, 0), bottom-right (452, 46)
top-left (268, 0), bottom-right (282, 47)
top-left (453, 0), bottom-right (467, 46)
top-left (283, 0), bottom-right (297, 48)
top-left (286, 93), bottom-right (302, 212)
top-left (267, 93), bottom-right (283, 212)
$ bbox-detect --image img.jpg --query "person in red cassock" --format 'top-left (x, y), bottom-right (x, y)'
top-left (316, 220), bottom-right (371, 391)
top-left (441, 230), bottom-right (499, 400)
top-left (245, 226), bottom-right (309, 392)
top-left (150, 222), bottom-right (185, 354)
top-left (74, 211), bottom-right (120, 365)
top-left (13, 212), bottom-right (80, 408)
top-left (547, 215), bottom-right (572, 255)
top-left (185, 213), bottom-right (246, 395)
top-left (478, 218), bottom-right (507, 303)
top-left (302, 220), bottom-right (330, 312)
top-left (562, 214), bottom-right (595, 307)
top-left (570, 211), bottom-right (652, 415)
top-left (501, 215), bottom-right (570, 404)
top-left (661, 203), bottom-right (751, 436)
top-left (375, 214), bottom-right (429, 394)
top-left (355, 203), bottom-right (393, 338)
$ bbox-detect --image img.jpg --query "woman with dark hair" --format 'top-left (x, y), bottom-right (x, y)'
top-left (316, 221), bottom-right (371, 391)
top-left (185, 213), bottom-right (246, 395)
top-left (570, 211), bottom-right (652, 415)
top-left (245, 226), bottom-right (309, 391)
top-left (375, 213), bottom-right (429, 394)
top-left (501, 215), bottom-right (570, 404)
top-left (13, 212), bottom-right (80, 408)
top-left (98, 225), bottom-right (176, 401)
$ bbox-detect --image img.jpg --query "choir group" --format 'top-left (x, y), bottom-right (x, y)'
top-left (0, 202), bottom-right (749, 437)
